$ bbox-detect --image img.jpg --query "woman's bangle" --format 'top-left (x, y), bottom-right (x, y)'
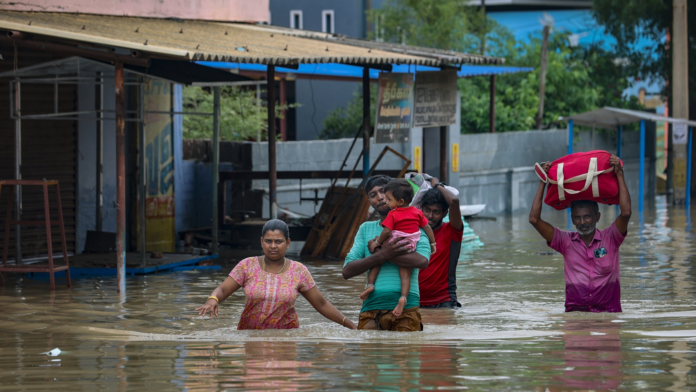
top-left (341, 316), bottom-right (346, 326)
top-left (207, 295), bottom-right (219, 303)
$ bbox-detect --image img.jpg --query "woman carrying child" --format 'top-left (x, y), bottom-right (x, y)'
top-left (362, 178), bottom-right (437, 316)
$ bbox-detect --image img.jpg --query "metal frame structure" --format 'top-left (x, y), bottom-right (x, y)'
top-left (0, 179), bottom-right (70, 291)
top-left (1, 56), bottom-right (264, 292)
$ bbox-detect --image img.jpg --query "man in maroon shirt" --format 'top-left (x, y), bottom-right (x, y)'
top-left (418, 177), bottom-right (464, 308)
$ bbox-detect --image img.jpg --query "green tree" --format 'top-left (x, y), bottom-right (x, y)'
top-left (369, 0), bottom-right (479, 51)
top-left (460, 32), bottom-right (641, 133)
top-left (182, 86), bottom-right (295, 141)
top-left (591, 0), bottom-right (696, 118)
top-left (368, 0), bottom-right (641, 133)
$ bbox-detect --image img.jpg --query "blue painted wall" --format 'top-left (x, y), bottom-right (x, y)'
top-left (270, 0), bottom-right (366, 37)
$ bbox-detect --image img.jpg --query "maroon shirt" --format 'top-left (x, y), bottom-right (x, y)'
top-left (548, 222), bottom-right (627, 313)
top-left (419, 222), bottom-right (463, 306)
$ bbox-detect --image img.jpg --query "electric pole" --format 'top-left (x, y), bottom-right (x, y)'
top-left (535, 25), bottom-right (550, 130)
top-left (672, 0), bottom-right (689, 203)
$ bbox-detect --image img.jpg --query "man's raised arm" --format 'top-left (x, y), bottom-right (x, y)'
top-left (529, 162), bottom-right (555, 242)
top-left (430, 177), bottom-right (463, 231)
top-left (612, 154), bottom-right (631, 235)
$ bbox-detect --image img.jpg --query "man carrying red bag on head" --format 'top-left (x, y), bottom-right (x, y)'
top-left (529, 154), bottom-right (631, 313)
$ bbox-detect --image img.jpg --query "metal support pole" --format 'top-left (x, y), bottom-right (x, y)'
top-left (279, 78), bottom-right (287, 141)
top-left (267, 66), bottom-right (277, 219)
top-left (687, 126), bottom-right (693, 210)
top-left (617, 125), bottom-right (622, 158)
top-left (489, 75), bottom-right (495, 133)
top-left (138, 82), bottom-right (146, 268)
top-left (363, 68), bottom-right (371, 176)
top-left (256, 83), bottom-right (261, 143)
top-left (440, 126), bottom-right (447, 182)
top-left (115, 60), bottom-right (126, 294)
top-left (96, 72), bottom-right (104, 232)
top-left (13, 79), bottom-right (21, 264)
top-left (212, 86), bottom-right (221, 254)
top-left (639, 119), bottom-right (645, 213)
top-left (535, 25), bottom-right (550, 130)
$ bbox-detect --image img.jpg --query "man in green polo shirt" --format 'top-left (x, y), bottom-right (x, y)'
top-left (342, 175), bottom-right (431, 331)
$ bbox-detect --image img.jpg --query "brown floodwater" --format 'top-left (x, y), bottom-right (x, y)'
top-left (1, 196), bottom-right (695, 391)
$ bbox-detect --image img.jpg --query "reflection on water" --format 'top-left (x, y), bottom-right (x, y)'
top-left (0, 196), bottom-right (695, 390)
top-left (550, 320), bottom-right (622, 391)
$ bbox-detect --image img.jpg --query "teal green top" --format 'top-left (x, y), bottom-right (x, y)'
top-left (344, 220), bottom-right (431, 312)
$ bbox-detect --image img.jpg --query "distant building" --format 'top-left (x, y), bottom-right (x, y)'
top-left (269, 0), bottom-right (387, 140)
top-left (0, 0), bottom-right (269, 22)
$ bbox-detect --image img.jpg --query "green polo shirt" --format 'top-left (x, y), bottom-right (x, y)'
top-left (344, 220), bottom-right (431, 312)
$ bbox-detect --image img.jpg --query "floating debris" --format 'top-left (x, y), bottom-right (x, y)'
top-left (40, 348), bottom-right (62, 356)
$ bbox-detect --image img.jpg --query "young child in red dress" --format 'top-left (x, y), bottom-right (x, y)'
top-left (363, 178), bottom-right (437, 316)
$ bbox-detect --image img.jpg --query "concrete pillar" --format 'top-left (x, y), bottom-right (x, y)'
top-left (672, 0), bottom-right (689, 203)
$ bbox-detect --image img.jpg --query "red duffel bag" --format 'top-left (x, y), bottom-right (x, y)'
top-left (534, 150), bottom-right (622, 210)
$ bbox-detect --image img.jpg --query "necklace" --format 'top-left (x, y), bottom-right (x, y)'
top-left (261, 256), bottom-right (287, 274)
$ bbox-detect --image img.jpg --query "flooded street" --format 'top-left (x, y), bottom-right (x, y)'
top-left (1, 196), bottom-right (695, 391)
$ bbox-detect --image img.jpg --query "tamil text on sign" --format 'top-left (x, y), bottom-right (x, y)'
top-left (413, 70), bottom-right (458, 127)
top-left (375, 73), bottom-right (414, 144)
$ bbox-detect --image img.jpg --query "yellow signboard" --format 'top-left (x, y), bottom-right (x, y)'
top-left (452, 143), bottom-right (460, 172)
top-left (414, 146), bottom-right (422, 173)
top-left (141, 80), bottom-right (175, 252)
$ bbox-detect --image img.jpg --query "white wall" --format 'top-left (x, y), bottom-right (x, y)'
top-left (76, 73), bottom-right (118, 253)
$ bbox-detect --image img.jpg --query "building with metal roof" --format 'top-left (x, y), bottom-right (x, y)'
top-left (0, 10), bottom-right (503, 292)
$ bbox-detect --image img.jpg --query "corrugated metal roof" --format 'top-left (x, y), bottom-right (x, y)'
top-left (0, 11), bottom-right (504, 66)
top-left (231, 23), bottom-right (504, 65)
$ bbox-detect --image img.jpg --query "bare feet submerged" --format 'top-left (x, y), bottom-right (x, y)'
top-left (359, 284), bottom-right (374, 301)
top-left (393, 296), bottom-right (406, 316)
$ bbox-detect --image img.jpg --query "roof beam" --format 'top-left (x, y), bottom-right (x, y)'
top-left (0, 36), bottom-right (150, 67)
top-left (349, 63), bottom-right (393, 72)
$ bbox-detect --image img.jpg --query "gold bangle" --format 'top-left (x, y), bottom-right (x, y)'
top-left (341, 316), bottom-right (346, 326)
top-left (207, 295), bottom-right (219, 303)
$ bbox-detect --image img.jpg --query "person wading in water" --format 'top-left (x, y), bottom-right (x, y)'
top-left (528, 155), bottom-right (631, 312)
top-left (342, 175), bottom-right (431, 331)
top-left (196, 219), bottom-right (357, 329)
top-left (417, 177), bottom-right (465, 309)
